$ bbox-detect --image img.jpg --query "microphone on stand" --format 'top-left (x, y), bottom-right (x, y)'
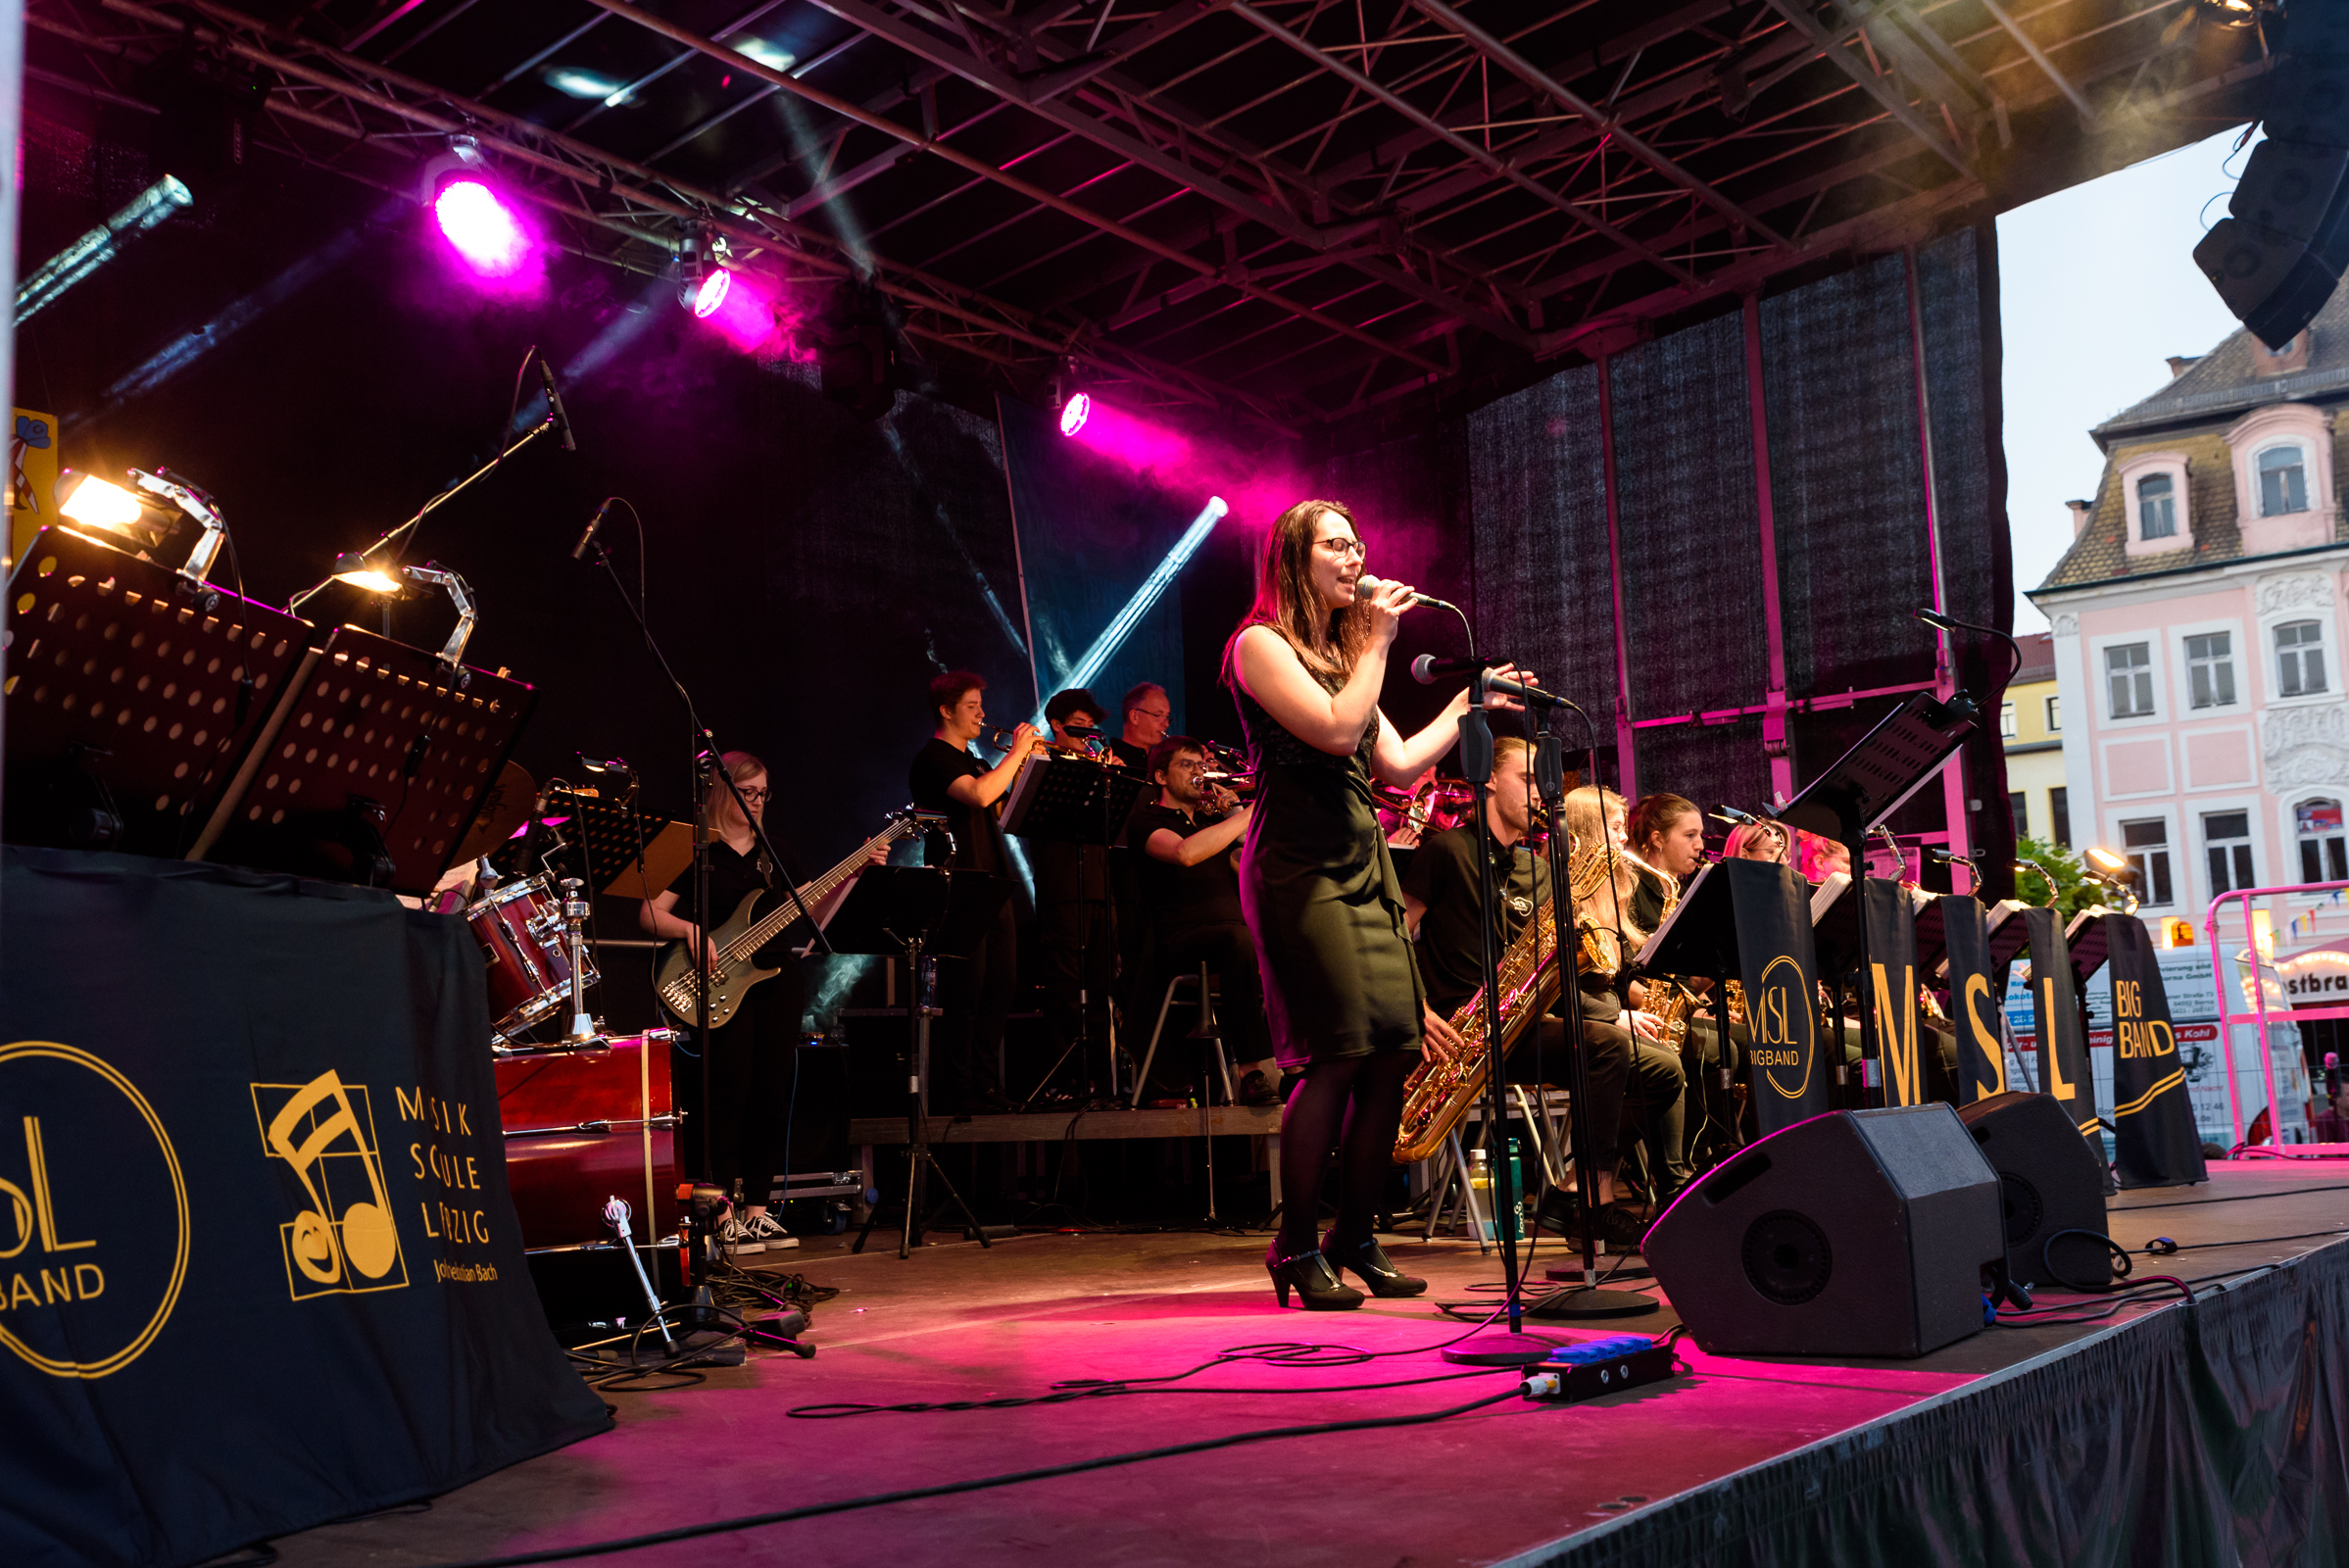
top-left (538, 353), bottom-right (576, 452)
top-left (1354, 573), bottom-right (1459, 612)
top-left (571, 498), bottom-right (615, 561)
top-left (1408, 654), bottom-right (1567, 709)
top-left (1715, 803), bottom-right (1764, 827)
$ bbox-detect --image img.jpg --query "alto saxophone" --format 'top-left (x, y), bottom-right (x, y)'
top-left (1393, 900), bottom-right (1563, 1165)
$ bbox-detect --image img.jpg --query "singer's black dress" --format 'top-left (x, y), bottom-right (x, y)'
top-left (1234, 667), bottom-right (1426, 1070)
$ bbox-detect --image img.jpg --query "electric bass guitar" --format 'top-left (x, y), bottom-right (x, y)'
top-left (654, 808), bottom-right (942, 1029)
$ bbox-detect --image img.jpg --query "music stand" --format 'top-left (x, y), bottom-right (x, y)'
top-left (1913, 895), bottom-right (1949, 980)
top-left (190, 624), bottom-right (535, 895)
top-left (4, 526), bottom-right (310, 858)
top-left (1640, 862), bottom-right (1752, 1166)
top-left (539, 787), bottom-right (695, 902)
top-left (1003, 752), bottom-right (1149, 1103)
top-left (829, 866), bottom-right (1012, 1259)
top-left (1777, 691), bottom-right (1978, 1103)
top-left (2066, 907), bottom-right (2114, 983)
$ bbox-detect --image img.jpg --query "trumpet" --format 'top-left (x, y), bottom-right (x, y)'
top-left (977, 721), bottom-right (1039, 752)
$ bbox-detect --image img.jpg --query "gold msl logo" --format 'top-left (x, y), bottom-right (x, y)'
top-left (0, 1041), bottom-right (190, 1380)
top-left (1750, 955), bottom-right (1818, 1100)
top-left (251, 1070), bottom-right (409, 1299)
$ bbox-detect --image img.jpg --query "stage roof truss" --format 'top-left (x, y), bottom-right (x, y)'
top-left (23, 0), bottom-right (2276, 426)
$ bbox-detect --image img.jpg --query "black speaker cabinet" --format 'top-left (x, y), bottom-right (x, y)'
top-left (1644, 1103), bottom-right (2003, 1359)
top-left (1955, 1090), bottom-right (2114, 1289)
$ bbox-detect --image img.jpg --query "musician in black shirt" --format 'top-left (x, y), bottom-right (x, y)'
top-left (1133, 736), bottom-right (1276, 1102)
top-left (908, 670), bottom-right (1041, 1111)
top-left (638, 750), bottom-right (879, 1252)
top-left (1401, 739), bottom-right (1685, 1238)
top-left (1033, 688), bottom-right (1118, 1098)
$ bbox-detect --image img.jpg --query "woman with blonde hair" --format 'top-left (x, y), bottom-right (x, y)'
top-left (1226, 498), bottom-right (1529, 1309)
top-left (1724, 818), bottom-right (1789, 863)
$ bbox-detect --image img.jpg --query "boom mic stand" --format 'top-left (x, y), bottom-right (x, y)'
top-left (577, 528), bottom-right (832, 1320)
top-left (1441, 678), bottom-right (1550, 1366)
top-left (1527, 700), bottom-right (1652, 1318)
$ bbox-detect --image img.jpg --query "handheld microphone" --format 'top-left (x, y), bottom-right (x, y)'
top-left (1355, 574), bottom-right (1459, 612)
top-left (538, 353), bottom-right (576, 452)
top-left (1408, 654), bottom-right (1567, 709)
top-left (571, 498), bottom-right (615, 561)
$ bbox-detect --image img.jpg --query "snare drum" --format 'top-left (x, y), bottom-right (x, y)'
top-left (495, 1036), bottom-right (678, 1250)
top-left (464, 874), bottom-right (600, 1043)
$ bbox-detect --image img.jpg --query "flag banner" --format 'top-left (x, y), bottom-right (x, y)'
top-left (1728, 859), bottom-right (1834, 1134)
top-left (1939, 895), bottom-right (2007, 1103)
top-left (1863, 879), bottom-right (1926, 1106)
top-left (2105, 912), bottom-right (2209, 1189)
top-left (0, 848), bottom-right (610, 1568)
top-left (2023, 905), bottom-right (2103, 1156)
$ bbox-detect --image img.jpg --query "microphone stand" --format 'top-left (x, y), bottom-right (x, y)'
top-left (1529, 700), bottom-right (1652, 1318)
top-left (578, 532), bottom-right (832, 1312)
top-left (1441, 675), bottom-right (1550, 1365)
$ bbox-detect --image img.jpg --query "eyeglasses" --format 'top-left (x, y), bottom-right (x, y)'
top-left (738, 786), bottom-right (771, 804)
top-left (1316, 536), bottom-right (1366, 561)
top-left (1134, 708), bottom-right (1171, 722)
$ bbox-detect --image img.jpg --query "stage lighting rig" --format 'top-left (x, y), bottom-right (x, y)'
top-left (333, 556), bottom-right (480, 669)
top-left (55, 465), bottom-right (229, 586)
top-left (420, 139), bottom-right (534, 279)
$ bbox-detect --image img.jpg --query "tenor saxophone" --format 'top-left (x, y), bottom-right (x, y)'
top-left (1392, 900), bottom-right (1563, 1164)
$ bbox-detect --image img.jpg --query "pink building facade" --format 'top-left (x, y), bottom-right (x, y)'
top-left (2031, 293), bottom-right (2349, 938)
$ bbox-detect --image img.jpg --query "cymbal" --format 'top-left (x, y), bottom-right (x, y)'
top-left (453, 760), bottom-right (535, 864)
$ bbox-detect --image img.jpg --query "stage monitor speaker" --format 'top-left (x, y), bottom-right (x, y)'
top-left (1643, 1103), bottom-right (2002, 1359)
top-left (1955, 1089), bottom-right (2114, 1290)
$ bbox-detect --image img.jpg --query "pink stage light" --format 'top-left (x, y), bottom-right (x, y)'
top-left (433, 178), bottom-right (532, 277)
top-left (1059, 396), bottom-right (1191, 474)
top-left (688, 267), bottom-right (777, 351)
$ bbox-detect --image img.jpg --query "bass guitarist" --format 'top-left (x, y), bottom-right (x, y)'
top-left (637, 750), bottom-right (885, 1254)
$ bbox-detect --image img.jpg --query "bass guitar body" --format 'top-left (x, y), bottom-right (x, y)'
top-left (653, 891), bottom-right (787, 1030)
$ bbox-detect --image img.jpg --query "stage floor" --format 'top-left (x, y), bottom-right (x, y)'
top-left (257, 1161), bottom-right (2349, 1567)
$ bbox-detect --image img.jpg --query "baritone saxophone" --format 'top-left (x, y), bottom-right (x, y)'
top-left (1392, 899), bottom-right (1563, 1164)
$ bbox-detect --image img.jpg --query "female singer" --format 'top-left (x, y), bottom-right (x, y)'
top-left (1226, 498), bottom-right (1526, 1310)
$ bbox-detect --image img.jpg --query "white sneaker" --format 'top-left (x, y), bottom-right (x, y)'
top-left (719, 1213), bottom-right (764, 1255)
top-left (736, 1209), bottom-right (799, 1251)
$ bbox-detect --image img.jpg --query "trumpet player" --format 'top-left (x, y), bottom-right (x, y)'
top-left (1405, 762), bottom-right (1685, 1247)
top-left (1133, 736), bottom-right (1277, 1102)
top-left (1036, 688), bottom-right (1119, 1101)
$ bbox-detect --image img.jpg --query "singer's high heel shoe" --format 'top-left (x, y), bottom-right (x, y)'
top-left (1322, 1231), bottom-right (1428, 1298)
top-left (1265, 1244), bottom-right (1364, 1310)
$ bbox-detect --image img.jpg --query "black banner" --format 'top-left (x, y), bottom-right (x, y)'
top-left (2105, 913), bottom-right (2209, 1190)
top-left (0, 849), bottom-right (609, 1568)
top-left (1862, 879), bottom-right (1927, 1107)
top-left (1937, 895), bottom-right (2008, 1103)
top-left (2022, 905), bottom-right (2101, 1153)
top-left (1728, 859), bottom-right (1832, 1134)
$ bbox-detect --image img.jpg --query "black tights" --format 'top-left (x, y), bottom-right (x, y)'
top-left (1276, 1051), bottom-right (1415, 1258)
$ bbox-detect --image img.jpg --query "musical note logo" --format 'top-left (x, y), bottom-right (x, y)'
top-left (251, 1071), bottom-right (409, 1299)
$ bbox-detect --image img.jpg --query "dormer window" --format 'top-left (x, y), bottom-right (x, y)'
top-left (2258, 444), bottom-right (2309, 516)
top-left (2137, 473), bottom-right (2178, 538)
top-left (2117, 449), bottom-right (2193, 556)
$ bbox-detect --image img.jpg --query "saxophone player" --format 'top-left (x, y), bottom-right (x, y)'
top-left (1403, 749), bottom-right (1686, 1247)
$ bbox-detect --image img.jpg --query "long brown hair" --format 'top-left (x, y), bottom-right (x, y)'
top-left (1628, 793), bottom-right (1698, 859)
top-left (1220, 499), bottom-right (1371, 689)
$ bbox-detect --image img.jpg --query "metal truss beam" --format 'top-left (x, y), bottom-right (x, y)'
top-left (583, 0), bottom-right (1447, 374)
top-left (1756, 0), bottom-right (1972, 175)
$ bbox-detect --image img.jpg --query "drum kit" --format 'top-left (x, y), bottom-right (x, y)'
top-left (449, 776), bottom-right (681, 1258)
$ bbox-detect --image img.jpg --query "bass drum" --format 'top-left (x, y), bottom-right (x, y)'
top-left (494, 1035), bottom-right (677, 1250)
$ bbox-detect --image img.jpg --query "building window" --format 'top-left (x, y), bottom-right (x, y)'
top-left (2185, 631), bottom-right (2237, 709)
top-left (2107, 642), bottom-right (2154, 717)
top-left (2051, 787), bottom-right (2072, 848)
top-left (2123, 819), bottom-right (2174, 906)
top-left (1999, 700), bottom-right (2018, 739)
top-left (2009, 791), bottom-right (2030, 839)
top-left (2045, 694), bottom-right (2061, 732)
top-left (2258, 444), bottom-right (2309, 516)
top-left (2298, 799), bottom-right (2348, 884)
top-left (2276, 620), bottom-right (2328, 697)
top-left (2203, 811), bottom-right (2256, 896)
top-left (2136, 473), bottom-right (2178, 538)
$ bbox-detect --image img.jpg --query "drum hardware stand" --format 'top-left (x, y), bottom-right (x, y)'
top-left (855, 926), bottom-right (993, 1259)
top-left (602, 1197), bottom-right (676, 1354)
top-left (558, 876), bottom-right (608, 1047)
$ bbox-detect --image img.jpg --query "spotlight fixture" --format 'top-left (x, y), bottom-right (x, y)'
top-left (2083, 846), bottom-right (2131, 879)
top-left (335, 558), bottom-right (479, 668)
top-left (420, 139), bottom-right (533, 279)
top-left (2012, 858), bottom-right (2061, 908)
top-left (55, 466), bottom-right (229, 584)
top-left (692, 267), bottom-right (732, 318)
top-left (1059, 391), bottom-right (1093, 437)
